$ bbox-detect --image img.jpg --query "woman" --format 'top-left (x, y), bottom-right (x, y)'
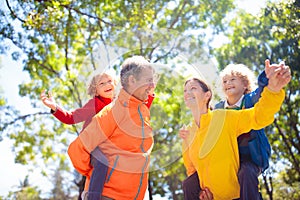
top-left (181, 62), bottom-right (290, 200)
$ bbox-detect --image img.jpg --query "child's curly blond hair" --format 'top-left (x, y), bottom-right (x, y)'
top-left (87, 72), bottom-right (116, 97)
top-left (219, 64), bottom-right (256, 94)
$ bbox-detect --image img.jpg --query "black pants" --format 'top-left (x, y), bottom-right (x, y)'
top-left (182, 172), bottom-right (201, 200)
top-left (238, 161), bottom-right (262, 200)
top-left (182, 163), bottom-right (262, 200)
top-left (88, 148), bottom-right (109, 200)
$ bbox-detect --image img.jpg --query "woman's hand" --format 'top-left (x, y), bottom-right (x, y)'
top-left (179, 124), bottom-right (189, 140)
top-left (199, 187), bottom-right (214, 200)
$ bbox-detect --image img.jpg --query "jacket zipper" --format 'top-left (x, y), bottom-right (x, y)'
top-left (134, 104), bottom-right (149, 200)
top-left (106, 155), bottom-right (119, 182)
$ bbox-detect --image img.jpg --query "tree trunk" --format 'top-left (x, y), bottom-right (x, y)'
top-left (262, 174), bottom-right (273, 200)
top-left (148, 179), bottom-right (153, 200)
top-left (76, 176), bottom-right (86, 200)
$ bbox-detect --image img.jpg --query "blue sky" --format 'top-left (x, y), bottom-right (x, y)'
top-left (0, 0), bottom-right (269, 198)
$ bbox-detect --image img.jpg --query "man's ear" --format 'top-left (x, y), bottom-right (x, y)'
top-left (128, 74), bottom-right (136, 86)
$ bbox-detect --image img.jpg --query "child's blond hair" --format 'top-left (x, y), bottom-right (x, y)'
top-left (87, 72), bottom-right (116, 97)
top-left (219, 64), bottom-right (256, 94)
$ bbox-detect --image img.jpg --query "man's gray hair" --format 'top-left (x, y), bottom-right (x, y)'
top-left (120, 56), bottom-right (154, 88)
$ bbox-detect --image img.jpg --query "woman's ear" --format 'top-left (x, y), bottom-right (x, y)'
top-left (205, 91), bottom-right (212, 102)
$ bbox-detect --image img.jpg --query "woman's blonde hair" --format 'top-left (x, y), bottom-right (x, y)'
top-left (219, 64), bottom-right (256, 94)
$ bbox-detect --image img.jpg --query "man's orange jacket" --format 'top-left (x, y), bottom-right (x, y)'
top-left (68, 89), bottom-right (153, 200)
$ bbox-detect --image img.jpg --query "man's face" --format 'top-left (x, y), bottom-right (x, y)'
top-left (131, 67), bottom-right (155, 101)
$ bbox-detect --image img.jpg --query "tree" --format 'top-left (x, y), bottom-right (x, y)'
top-left (5, 175), bottom-right (42, 200)
top-left (213, 0), bottom-right (300, 199)
top-left (49, 166), bottom-right (77, 200)
top-left (149, 66), bottom-right (193, 200)
top-left (0, 0), bottom-right (233, 198)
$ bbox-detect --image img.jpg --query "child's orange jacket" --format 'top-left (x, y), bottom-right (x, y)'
top-left (68, 89), bottom-right (153, 200)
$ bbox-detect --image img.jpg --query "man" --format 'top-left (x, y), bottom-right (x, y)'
top-left (68, 55), bottom-right (156, 200)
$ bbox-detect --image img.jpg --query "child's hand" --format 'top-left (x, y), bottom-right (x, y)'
top-left (267, 64), bottom-right (291, 92)
top-left (199, 187), bottom-right (214, 200)
top-left (40, 90), bottom-right (57, 111)
top-left (265, 59), bottom-right (285, 79)
top-left (179, 124), bottom-right (189, 140)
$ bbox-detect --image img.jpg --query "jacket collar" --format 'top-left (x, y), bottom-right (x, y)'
top-left (118, 89), bottom-right (146, 107)
top-left (224, 95), bottom-right (244, 109)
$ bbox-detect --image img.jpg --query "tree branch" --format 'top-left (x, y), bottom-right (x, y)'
top-left (1, 111), bottom-right (50, 132)
top-left (169, 0), bottom-right (188, 29)
top-left (262, 173), bottom-right (273, 200)
top-left (61, 4), bottom-right (115, 27)
top-left (32, 57), bottom-right (60, 76)
top-left (287, 91), bottom-right (300, 152)
top-left (5, 0), bottom-right (26, 23)
top-left (274, 119), bottom-right (300, 173)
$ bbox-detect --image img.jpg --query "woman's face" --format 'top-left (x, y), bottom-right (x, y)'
top-left (184, 80), bottom-right (208, 108)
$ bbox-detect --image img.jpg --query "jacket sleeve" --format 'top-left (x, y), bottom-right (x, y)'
top-left (258, 71), bottom-right (269, 87)
top-left (245, 71), bottom-right (269, 107)
top-left (236, 87), bottom-right (284, 136)
top-left (78, 105), bottom-right (117, 152)
top-left (182, 142), bottom-right (197, 176)
top-left (68, 137), bottom-right (93, 178)
top-left (182, 125), bottom-right (197, 176)
top-left (68, 105), bottom-right (116, 176)
top-left (52, 98), bottom-right (97, 125)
